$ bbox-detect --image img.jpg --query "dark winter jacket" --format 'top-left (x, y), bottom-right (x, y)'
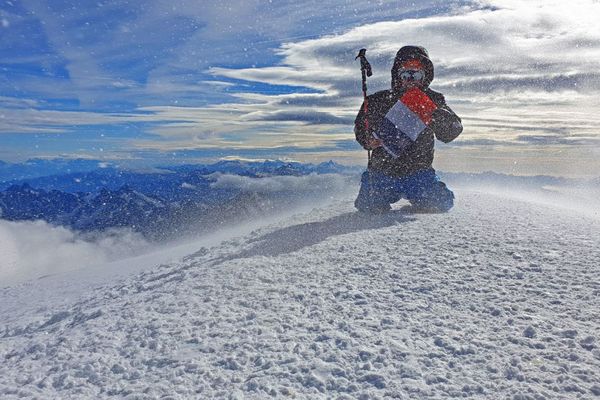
top-left (355, 46), bottom-right (463, 177)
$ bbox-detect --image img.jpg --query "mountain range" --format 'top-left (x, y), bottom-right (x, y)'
top-left (0, 160), bottom-right (359, 240)
top-left (1, 158), bottom-right (598, 241)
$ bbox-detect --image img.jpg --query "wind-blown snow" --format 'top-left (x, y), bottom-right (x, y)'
top-left (0, 190), bottom-right (599, 399)
top-left (208, 172), bottom-right (355, 194)
top-left (0, 220), bottom-right (150, 285)
top-left (0, 171), bottom-right (357, 285)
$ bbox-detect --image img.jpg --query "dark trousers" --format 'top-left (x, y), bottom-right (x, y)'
top-left (354, 168), bottom-right (454, 212)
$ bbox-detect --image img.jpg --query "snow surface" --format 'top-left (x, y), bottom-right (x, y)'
top-left (1, 190), bottom-right (599, 399)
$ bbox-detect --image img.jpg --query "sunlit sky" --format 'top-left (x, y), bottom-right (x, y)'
top-left (1, 0), bottom-right (600, 176)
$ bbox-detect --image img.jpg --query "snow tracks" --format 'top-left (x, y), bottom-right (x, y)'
top-left (1, 191), bottom-right (600, 399)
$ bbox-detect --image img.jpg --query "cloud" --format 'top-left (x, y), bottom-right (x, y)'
top-left (515, 134), bottom-right (600, 146)
top-left (0, 108), bottom-right (150, 134)
top-left (211, 2), bottom-right (600, 94)
top-left (0, 219), bottom-right (149, 285)
top-left (2, 0), bottom-right (600, 174)
top-left (201, 0), bottom-right (600, 149)
top-left (209, 172), bottom-right (357, 194)
top-left (4, 0), bottom-right (464, 108)
top-left (244, 110), bottom-right (354, 125)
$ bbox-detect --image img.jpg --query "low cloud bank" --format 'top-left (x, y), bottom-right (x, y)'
top-left (0, 220), bottom-right (150, 285)
top-left (209, 172), bottom-right (358, 195)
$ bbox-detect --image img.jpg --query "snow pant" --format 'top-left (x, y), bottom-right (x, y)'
top-left (354, 168), bottom-right (454, 212)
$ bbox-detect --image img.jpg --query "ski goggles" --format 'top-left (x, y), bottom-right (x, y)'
top-left (398, 69), bottom-right (425, 82)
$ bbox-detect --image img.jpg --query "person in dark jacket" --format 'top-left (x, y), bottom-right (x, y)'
top-left (354, 45), bottom-right (462, 213)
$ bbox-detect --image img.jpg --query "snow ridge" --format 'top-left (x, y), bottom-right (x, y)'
top-left (1, 191), bottom-right (599, 399)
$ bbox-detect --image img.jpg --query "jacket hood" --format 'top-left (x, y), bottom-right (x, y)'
top-left (391, 45), bottom-right (434, 89)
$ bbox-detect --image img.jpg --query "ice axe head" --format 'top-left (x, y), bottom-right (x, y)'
top-left (355, 48), bottom-right (372, 77)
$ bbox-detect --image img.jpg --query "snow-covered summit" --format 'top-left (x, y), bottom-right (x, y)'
top-left (0, 190), bottom-right (599, 399)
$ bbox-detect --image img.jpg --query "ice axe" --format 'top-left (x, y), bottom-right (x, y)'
top-left (355, 48), bottom-right (373, 162)
top-left (356, 48), bottom-right (372, 98)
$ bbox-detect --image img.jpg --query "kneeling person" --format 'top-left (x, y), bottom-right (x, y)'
top-left (354, 45), bottom-right (463, 213)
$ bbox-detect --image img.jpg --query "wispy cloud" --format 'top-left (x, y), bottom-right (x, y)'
top-left (127, 0), bottom-right (600, 162)
top-left (1, 0), bottom-right (600, 174)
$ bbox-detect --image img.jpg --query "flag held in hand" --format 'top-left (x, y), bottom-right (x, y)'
top-left (373, 88), bottom-right (438, 158)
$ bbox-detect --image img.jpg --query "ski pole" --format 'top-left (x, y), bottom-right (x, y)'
top-left (356, 48), bottom-right (375, 206)
top-left (355, 49), bottom-right (372, 163)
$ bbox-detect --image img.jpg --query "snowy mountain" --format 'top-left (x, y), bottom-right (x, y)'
top-left (1, 189), bottom-right (599, 399)
top-left (0, 160), bottom-right (358, 239)
top-left (0, 159), bottom-right (362, 193)
top-left (0, 184), bottom-right (169, 238)
top-left (0, 159), bottom-right (114, 183)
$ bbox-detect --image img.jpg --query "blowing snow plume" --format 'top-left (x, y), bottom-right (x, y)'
top-left (0, 172), bottom-right (357, 285)
top-left (441, 172), bottom-right (600, 220)
top-left (0, 220), bottom-right (150, 285)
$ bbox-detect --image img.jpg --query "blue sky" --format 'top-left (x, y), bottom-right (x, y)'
top-left (1, 0), bottom-right (600, 176)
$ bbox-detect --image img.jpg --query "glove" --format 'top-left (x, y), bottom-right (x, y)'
top-left (364, 137), bottom-right (383, 150)
top-left (429, 108), bottom-right (463, 143)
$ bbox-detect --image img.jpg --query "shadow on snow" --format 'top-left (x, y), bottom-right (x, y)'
top-left (228, 210), bottom-right (415, 260)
